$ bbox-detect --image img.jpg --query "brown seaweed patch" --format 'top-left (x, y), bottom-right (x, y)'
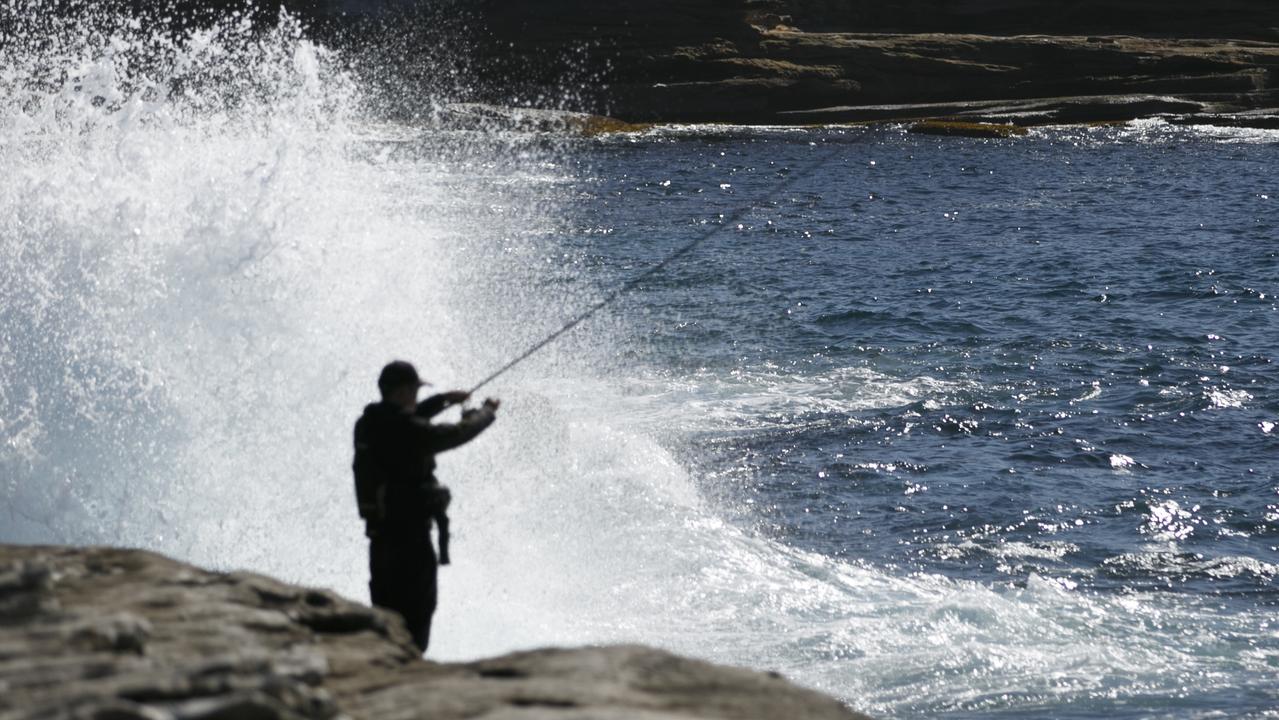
top-left (568, 114), bottom-right (654, 136)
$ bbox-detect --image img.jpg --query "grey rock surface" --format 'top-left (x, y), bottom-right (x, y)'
top-left (0, 544), bottom-right (871, 720)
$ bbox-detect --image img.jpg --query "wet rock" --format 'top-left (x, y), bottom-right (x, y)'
top-left (1166, 110), bottom-right (1279, 129)
top-left (0, 544), bottom-right (872, 720)
top-left (782, 94), bottom-right (1207, 126)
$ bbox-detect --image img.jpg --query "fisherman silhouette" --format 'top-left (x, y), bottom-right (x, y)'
top-left (353, 360), bottom-right (498, 653)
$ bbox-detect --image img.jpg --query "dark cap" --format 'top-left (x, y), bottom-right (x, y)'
top-left (378, 360), bottom-right (431, 396)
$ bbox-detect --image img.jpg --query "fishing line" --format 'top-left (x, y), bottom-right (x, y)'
top-left (467, 139), bottom-right (846, 395)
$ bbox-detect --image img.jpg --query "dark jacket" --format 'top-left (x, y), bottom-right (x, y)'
top-left (353, 396), bottom-right (495, 540)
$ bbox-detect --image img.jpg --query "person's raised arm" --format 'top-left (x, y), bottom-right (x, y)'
top-left (419, 398), bottom-right (499, 454)
top-left (416, 390), bottom-right (471, 419)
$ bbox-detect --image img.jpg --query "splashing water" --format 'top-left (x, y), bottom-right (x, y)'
top-left (0, 4), bottom-right (524, 579)
top-left (0, 1), bottom-right (671, 658)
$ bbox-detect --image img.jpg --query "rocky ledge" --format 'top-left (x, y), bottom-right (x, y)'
top-left (0, 544), bottom-right (870, 720)
top-left (465, 0), bottom-right (1279, 127)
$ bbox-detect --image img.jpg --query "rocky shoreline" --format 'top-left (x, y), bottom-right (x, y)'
top-left (0, 544), bottom-right (870, 720)
top-left (464, 1), bottom-right (1279, 129)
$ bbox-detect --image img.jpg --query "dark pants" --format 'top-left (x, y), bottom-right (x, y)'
top-left (369, 534), bottom-right (438, 653)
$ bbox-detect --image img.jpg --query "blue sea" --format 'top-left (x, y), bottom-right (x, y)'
top-left (1, 11), bottom-right (1276, 719)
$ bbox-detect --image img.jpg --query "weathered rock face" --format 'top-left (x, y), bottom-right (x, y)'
top-left (0, 544), bottom-right (871, 720)
top-left (465, 0), bottom-right (1279, 125)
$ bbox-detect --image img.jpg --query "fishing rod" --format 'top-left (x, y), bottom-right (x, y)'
top-left (467, 141), bottom-right (844, 396)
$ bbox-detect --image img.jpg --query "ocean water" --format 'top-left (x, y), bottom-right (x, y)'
top-left (2, 10), bottom-right (1277, 720)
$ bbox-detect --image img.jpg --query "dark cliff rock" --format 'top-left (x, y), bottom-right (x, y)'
top-left (465, 0), bottom-right (1279, 126)
top-left (0, 544), bottom-right (872, 720)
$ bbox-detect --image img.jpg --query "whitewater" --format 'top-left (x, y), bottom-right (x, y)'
top-left (2, 8), bottom-right (1277, 719)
